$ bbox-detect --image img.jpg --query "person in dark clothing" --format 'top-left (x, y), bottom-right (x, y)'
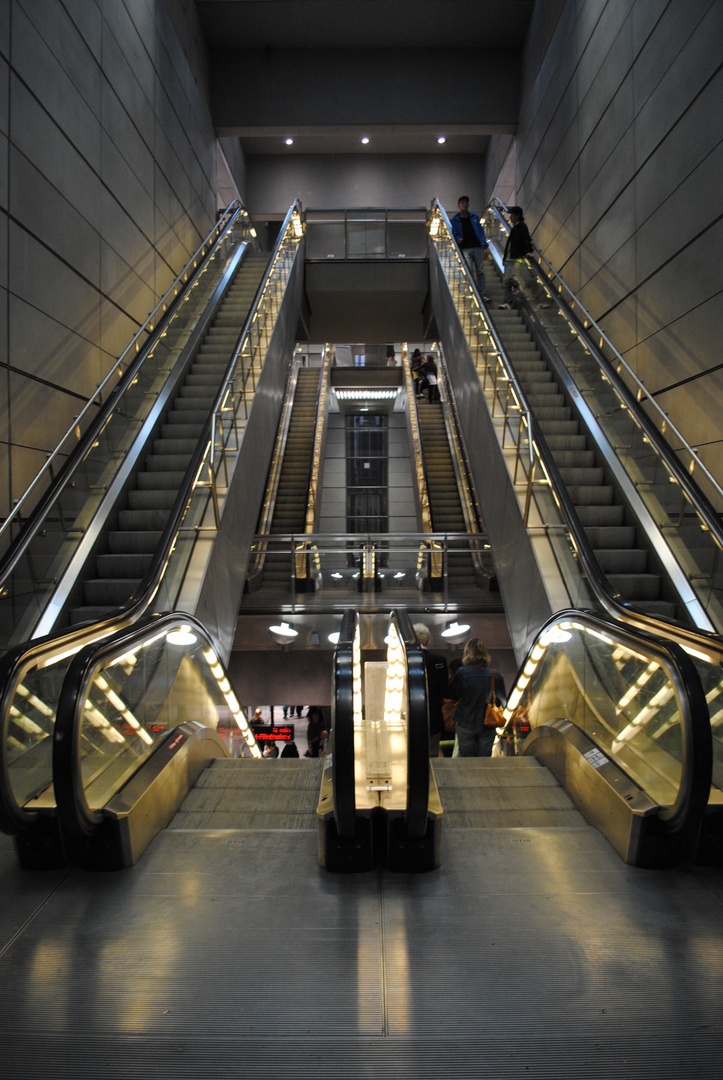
top-left (280, 740), bottom-right (300, 758)
top-left (411, 348), bottom-right (425, 397)
top-left (306, 707), bottom-right (325, 757)
top-left (421, 355), bottom-right (440, 403)
top-left (450, 637), bottom-right (506, 757)
top-left (498, 205), bottom-right (549, 308)
top-left (450, 196), bottom-right (490, 301)
top-left (414, 623), bottom-right (450, 757)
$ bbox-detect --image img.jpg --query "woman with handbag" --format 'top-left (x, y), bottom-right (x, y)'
top-left (449, 638), bottom-right (506, 757)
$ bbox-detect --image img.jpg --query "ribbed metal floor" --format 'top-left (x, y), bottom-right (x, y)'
top-left (2, 760), bottom-right (723, 1077)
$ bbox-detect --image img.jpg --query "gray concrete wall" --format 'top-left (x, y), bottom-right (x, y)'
top-left (0, 0), bottom-right (218, 518)
top-left (247, 153), bottom-right (487, 220)
top-left (486, 0), bottom-right (723, 494)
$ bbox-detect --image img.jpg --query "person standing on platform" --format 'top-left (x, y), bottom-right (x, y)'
top-left (450, 196), bottom-right (490, 302)
top-left (414, 623), bottom-right (450, 758)
top-left (450, 638), bottom-right (506, 757)
top-left (306, 706), bottom-right (325, 757)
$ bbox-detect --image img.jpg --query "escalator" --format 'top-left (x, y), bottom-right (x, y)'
top-left (0, 202), bottom-right (306, 866)
top-left (429, 196), bottom-right (723, 649)
top-left (69, 251), bottom-right (270, 625)
top-left (484, 270), bottom-right (677, 621)
top-left (255, 366), bottom-right (322, 592)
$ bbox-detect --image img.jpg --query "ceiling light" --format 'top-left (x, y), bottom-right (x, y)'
top-left (335, 389), bottom-right (398, 400)
top-left (328, 631), bottom-right (340, 644)
top-left (269, 621), bottom-right (298, 639)
top-left (394, 571), bottom-right (405, 579)
top-left (285, 137), bottom-right (294, 145)
top-left (437, 136), bottom-right (446, 144)
top-left (441, 621), bottom-right (470, 639)
top-left (361, 137), bottom-right (370, 145)
top-left (331, 572), bottom-right (343, 579)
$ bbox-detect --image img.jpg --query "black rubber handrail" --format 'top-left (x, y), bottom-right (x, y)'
top-left (331, 609), bottom-right (357, 838)
top-left (393, 609), bottom-right (429, 838)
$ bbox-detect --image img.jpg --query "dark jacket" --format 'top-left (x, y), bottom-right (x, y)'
top-left (450, 665), bottom-right (506, 734)
top-left (422, 647), bottom-right (450, 737)
top-left (503, 220), bottom-right (534, 261)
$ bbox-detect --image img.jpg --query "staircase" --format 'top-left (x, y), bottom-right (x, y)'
top-left (432, 757), bottom-right (587, 828)
top-left (485, 270), bottom-right (677, 620)
top-left (260, 367), bottom-right (321, 591)
top-left (69, 252), bottom-right (270, 624)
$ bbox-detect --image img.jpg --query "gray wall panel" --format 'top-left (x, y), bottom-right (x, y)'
top-left (487, 0), bottom-right (723, 498)
top-left (1, 0), bottom-right (218, 518)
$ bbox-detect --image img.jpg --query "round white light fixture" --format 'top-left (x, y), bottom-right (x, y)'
top-left (166, 628), bottom-right (198, 646)
top-left (328, 631), bottom-right (341, 644)
top-left (269, 621), bottom-right (298, 639)
top-left (394, 571), bottom-right (405, 579)
top-left (285, 137), bottom-right (294, 145)
top-left (331, 572), bottom-right (343, 579)
top-left (361, 136), bottom-right (370, 145)
top-left (437, 136), bottom-right (446, 144)
top-left (441, 621), bottom-right (470, 639)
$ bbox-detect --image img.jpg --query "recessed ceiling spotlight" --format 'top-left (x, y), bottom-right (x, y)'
top-left (285, 137), bottom-right (294, 145)
top-left (437, 136), bottom-right (446, 144)
top-left (361, 136), bottom-right (370, 145)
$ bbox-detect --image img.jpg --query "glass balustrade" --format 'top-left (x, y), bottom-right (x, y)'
top-left (508, 615), bottom-right (689, 808)
top-left (482, 203), bottom-right (723, 634)
top-left (67, 617), bottom-right (259, 814)
top-left (0, 214), bottom-right (254, 648)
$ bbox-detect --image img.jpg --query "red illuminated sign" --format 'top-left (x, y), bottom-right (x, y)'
top-left (251, 724), bottom-right (294, 743)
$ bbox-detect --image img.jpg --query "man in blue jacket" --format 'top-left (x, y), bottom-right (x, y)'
top-left (450, 196), bottom-right (490, 301)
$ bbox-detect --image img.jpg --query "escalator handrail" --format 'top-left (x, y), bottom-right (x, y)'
top-left (431, 198), bottom-right (723, 660)
top-left (393, 610), bottom-right (430, 838)
top-left (509, 608), bottom-right (712, 840)
top-left (331, 609), bottom-right (357, 837)
top-left (0, 204), bottom-right (303, 835)
top-left (51, 612), bottom-right (245, 839)
top-left (0, 202), bottom-right (245, 564)
top-left (488, 198), bottom-right (723, 544)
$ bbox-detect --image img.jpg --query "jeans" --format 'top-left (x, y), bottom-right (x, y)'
top-left (456, 725), bottom-right (496, 757)
top-left (462, 247), bottom-right (487, 296)
top-left (503, 258), bottom-right (544, 304)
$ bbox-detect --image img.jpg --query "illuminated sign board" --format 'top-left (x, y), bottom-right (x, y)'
top-left (251, 724), bottom-right (295, 743)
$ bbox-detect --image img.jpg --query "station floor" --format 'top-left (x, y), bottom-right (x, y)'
top-left (2, 793), bottom-right (723, 1078)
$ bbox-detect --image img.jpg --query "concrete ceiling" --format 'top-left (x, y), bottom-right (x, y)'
top-left (195, 0), bottom-right (535, 157)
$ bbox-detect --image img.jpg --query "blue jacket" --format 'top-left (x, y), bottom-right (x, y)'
top-left (450, 211), bottom-right (488, 250)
